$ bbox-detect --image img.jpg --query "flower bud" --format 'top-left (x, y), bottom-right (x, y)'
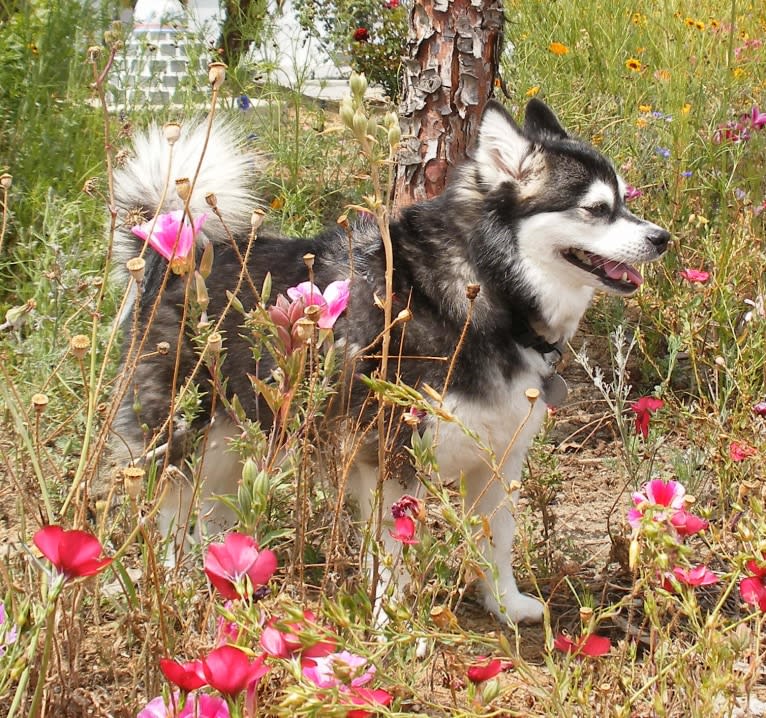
top-left (163, 121), bottom-right (181, 145)
top-left (349, 71), bottom-right (368, 99)
top-left (195, 271), bottom-right (209, 312)
top-left (366, 116), bottom-right (378, 138)
top-left (0, 173), bottom-right (12, 190)
top-left (629, 538), bottom-right (640, 571)
top-left (126, 256), bottom-right (146, 283)
top-left (175, 177), bottom-right (191, 202)
top-left (70, 334), bottom-right (90, 360)
top-left (339, 98), bottom-right (355, 129)
top-left (208, 62), bottom-right (227, 90)
top-left (199, 241), bottom-right (214, 279)
top-left (352, 108), bottom-right (368, 140)
top-left (388, 124), bottom-right (402, 149)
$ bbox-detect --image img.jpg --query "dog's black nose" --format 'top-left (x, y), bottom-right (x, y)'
top-left (648, 229), bottom-right (670, 252)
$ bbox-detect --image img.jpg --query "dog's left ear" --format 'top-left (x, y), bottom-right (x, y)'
top-left (523, 99), bottom-right (569, 140)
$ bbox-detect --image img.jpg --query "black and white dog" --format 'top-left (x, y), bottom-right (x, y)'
top-left (103, 99), bottom-right (669, 624)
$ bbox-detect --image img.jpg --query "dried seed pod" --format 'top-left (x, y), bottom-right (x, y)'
top-left (208, 62), bottom-right (227, 90)
top-left (126, 256), bottom-right (146, 283)
top-left (0, 173), bottom-right (12, 190)
top-left (70, 334), bottom-right (90, 360)
top-left (175, 177), bottom-right (191, 202)
top-left (163, 121), bottom-right (181, 145)
top-left (31, 393), bottom-right (49, 413)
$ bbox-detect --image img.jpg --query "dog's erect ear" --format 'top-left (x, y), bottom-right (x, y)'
top-left (475, 100), bottom-right (539, 182)
top-left (523, 98), bottom-right (569, 140)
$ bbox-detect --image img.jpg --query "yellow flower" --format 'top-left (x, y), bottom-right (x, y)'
top-left (732, 67), bottom-right (747, 78)
top-left (639, 104), bottom-right (652, 113)
top-left (525, 85), bottom-right (540, 97)
top-left (549, 42), bottom-right (569, 56)
top-left (694, 20), bottom-right (705, 31)
top-left (710, 19), bottom-right (720, 31)
top-left (636, 118), bottom-right (648, 128)
top-left (681, 103), bottom-right (692, 114)
top-left (631, 12), bottom-right (646, 26)
top-left (626, 58), bottom-right (643, 72)
top-left (591, 134), bottom-right (603, 146)
top-left (684, 17), bottom-right (695, 27)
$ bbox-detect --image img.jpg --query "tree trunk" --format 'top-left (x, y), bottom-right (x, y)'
top-left (393, 0), bottom-right (505, 210)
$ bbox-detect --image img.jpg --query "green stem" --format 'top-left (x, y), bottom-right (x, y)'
top-left (27, 594), bottom-right (58, 718)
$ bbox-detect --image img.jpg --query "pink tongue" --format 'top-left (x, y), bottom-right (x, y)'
top-left (601, 259), bottom-right (643, 286)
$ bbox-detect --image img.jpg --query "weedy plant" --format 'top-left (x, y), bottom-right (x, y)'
top-left (1, 0), bottom-right (766, 716)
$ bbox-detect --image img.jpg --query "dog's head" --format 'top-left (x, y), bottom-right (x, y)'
top-left (469, 99), bottom-right (670, 298)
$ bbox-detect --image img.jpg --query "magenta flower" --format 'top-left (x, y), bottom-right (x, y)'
top-left (466, 656), bottom-right (513, 684)
top-left (679, 268), bottom-right (710, 283)
top-left (749, 106), bottom-right (766, 130)
top-left (202, 646), bottom-right (269, 697)
top-left (672, 565), bottom-right (719, 587)
top-left (131, 210), bottom-right (207, 262)
top-left (628, 479), bottom-right (686, 527)
top-left (754, 401), bottom-right (766, 417)
top-left (203, 532), bottom-right (277, 601)
top-left (286, 280), bottom-right (351, 329)
top-left (391, 494), bottom-right (422, 519)
top-left (669, 509), bottom-right (709, 537)
top-left (740, 559), bottom-right (766, 611)
top-left (729, 440), bottom-right (757, 461)
top-left (345, 687), bottom-right (393, 718)
top-left (388, 516), bottom-right (418, 545)
top-left (33, 525), bottom-right (112, 580)
top-left (553, 633), bottom-right (611, 657)
top-left (629, 396), bottom-right (664, 438)
top-left (624, 185), bottom-right (643, 201)
top-left (259, 610), bottom-right (336, 664)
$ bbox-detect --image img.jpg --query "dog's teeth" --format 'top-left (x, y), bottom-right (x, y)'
top-left (620, 272), bottom-right (628, 282)
top-left (572, 249), bottom-right (592, 266)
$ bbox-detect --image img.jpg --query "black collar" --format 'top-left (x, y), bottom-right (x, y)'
top-left (511, 316), bottom-right (563, 362)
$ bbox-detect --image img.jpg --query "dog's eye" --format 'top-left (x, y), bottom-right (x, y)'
top-left (585, 202), bottom-right (611, 217)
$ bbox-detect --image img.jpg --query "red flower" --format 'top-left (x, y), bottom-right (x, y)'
top-left (729, 440), bottom-right (757, 462)
top-left (346, 687), bottom-right (393, 718)
top-left (204, 532), bottom-right (277, 600)
top-left (384, 0), bottom-right (400, 7)
top-left (466, 656), bottom-right (513, 684)
top-left (679, 268), bottom-right (710, 283)
top-left (754, 402), bottom-right (766, 417)
top-left (202, 646), bottom-right (269, 697)
top-left (353, 27), bottom-right (369, 42)
top-left (33, 526), bottom-right (112, 579)
top-left (740, 559), bottom-right (766, 611)
top-left (388, 516), bottom-right (418, 545)
top-left (159, 658), bottom-right (207, 692)
top-left (672, 565), bottom-right (719, 587)
top-left (630, 396), bottom-right (664, 438)
top-left (553, 633), bottom-right (611, 657)
top-left (669, 509), bottom-right (709, 537)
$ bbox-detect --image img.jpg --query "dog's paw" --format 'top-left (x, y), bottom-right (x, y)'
top-left (484, 592), bottom-right (545, 625)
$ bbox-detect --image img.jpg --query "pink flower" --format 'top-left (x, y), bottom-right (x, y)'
top-left (259, 610), bottom-right (336, 664)
top-left (740, 559), bottom-right (766, 611)
top-left (33, 526), bottom-right (112, 579)
top-left (754, 402), bottom-right (766, 417)
top-left (390, 494), bottom-right (422, 519)
top-left (345, 687), bottom-right (393, 718)
top-left (629, 396), bottom-right (664, 438)
top-left (624, 185), bottom-right (643, 201)
top-left (202, 646), bottom-right (269, 697)
top-left (669, 509), bottom-right (709, 537)
top-left (553, 633), bottom-right (611, 657)
top-left (729, 440), bottom-right (757, 462)
top-left (286, 280), bottom-right (351, 329)
top-left (203, 532), bottom-right (277, 601)
top-left (628, 479), bottom-right (685, 527)
top-left (466, 656), bottom-right (513, 684)
top-left (138, 693), bottom-right (230, 718)
top-left (159, 658), bottom-right (208, 692)
top-left (672, 565), bottom-right (719, 587)
top-left (388, 516), bottom-right (418, 545)
top-left (679, 268), bottom-right (710, 283)
top-left (131, 210), bottom-right (207, 262)
top-left (302, 650), bottom-right (375, 689)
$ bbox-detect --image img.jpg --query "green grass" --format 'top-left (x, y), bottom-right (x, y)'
top-left (1, 0), bottom-right (766, 716)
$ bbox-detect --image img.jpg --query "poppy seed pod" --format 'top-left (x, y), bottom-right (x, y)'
top-left (31, 393), bottom-right (49, 413)
top-left (163, 121), bottom-right (181, 145)
top-left (0, 173), bottom-right (12, 190)
top-left (208, 62), bottom-right (227, 90)
top-left (126, 256), bottom-right (146, 283)
top-left (70, 334), bottom-right (90, 360)
top-left (175, 177), bottom-right (191, 202)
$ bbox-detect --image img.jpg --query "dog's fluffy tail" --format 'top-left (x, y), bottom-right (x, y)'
top-left (111, 119), bottom-right (258, 273)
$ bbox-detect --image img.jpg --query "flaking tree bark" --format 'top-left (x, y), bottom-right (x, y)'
top-left (393, 0), bottom-right (505, 209)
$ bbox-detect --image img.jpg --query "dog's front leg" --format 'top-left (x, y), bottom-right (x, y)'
top-left (464, 469), bottom-right (545, 625)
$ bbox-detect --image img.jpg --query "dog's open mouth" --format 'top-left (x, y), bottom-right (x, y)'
top-left (563, 248), bottom-right (644, 292)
